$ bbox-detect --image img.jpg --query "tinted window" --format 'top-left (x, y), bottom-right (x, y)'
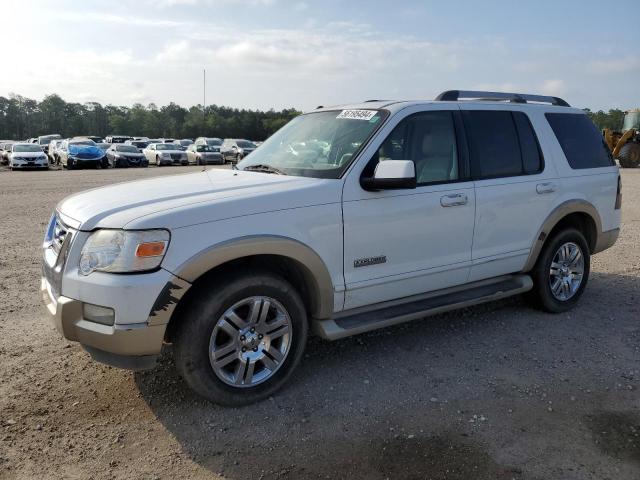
top-left (376, 111), bottom-right (459, 185)
top-left (463, 111), bottom-right (522, 178)
top-left (513, 112), bottom-right (543, 174)
top-left (545, 113), bottom-right (614, 169)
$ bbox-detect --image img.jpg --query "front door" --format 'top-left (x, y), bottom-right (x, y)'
top-left (342, 108), bottom-right (476, 310)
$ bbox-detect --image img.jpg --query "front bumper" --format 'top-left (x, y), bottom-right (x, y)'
top-left (41, 277), bottom-right (167, 369)
top-left (203, 154), bottom-right (224, 164)
top-left (12, 161), bottom-right (48, 169)
top-left (70, 158), bottom-right (102, 167)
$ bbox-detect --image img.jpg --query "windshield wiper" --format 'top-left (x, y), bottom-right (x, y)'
top-left (242, 164), bottom-right (287, 175)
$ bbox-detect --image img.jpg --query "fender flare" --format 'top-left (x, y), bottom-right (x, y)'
top-left (172, 235), bottom-right (335, 319)
top-left (522, 199), bottom-right (602, 272)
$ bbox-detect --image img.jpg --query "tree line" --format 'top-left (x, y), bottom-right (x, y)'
top-left (584, 108), bottom-right (627, 131)
top-left (0, 92), bottom-right (630, 142)
top-left (0, 93), bottom-right (301, 141)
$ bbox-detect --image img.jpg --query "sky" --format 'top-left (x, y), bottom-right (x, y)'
top-left (1, 0), bottom-right (638, 112)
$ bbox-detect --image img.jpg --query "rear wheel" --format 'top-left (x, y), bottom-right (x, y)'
top-left (618, 142), bottom-right (640, 168)
top-left (528, 228), bottom-right (590, 313)
top-left (173, 271), bottom-right (308, 406)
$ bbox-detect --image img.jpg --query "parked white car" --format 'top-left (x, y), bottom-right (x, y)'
top-left (48, 139), bottom-right (64, 164)
top-left (42, 90), bottom-right (621, 405)
top-left (143, 143), bottom-right (188, 166)
top-left (9, 143), bottom-right (49, 169)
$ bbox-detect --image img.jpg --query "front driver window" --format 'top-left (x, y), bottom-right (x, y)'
top-left (376, 111), bottom-right (459, 185)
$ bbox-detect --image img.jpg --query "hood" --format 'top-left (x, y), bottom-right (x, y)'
top-left (57, 169), bottom-right (341, 231)
top-left (69, 144), bottom-right (104, 159)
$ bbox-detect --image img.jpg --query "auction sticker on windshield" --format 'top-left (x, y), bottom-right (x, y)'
top-left (336, 110), bottom-right (378, 120)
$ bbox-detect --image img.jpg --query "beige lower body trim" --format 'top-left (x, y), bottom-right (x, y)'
top-left (593, 228), bottom-right (620, 254)
top-left (41, 278), bottom-right (166, 357)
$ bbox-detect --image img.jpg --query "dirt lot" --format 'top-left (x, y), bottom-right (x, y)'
top-left (0, 166), bottom-right (639, 480)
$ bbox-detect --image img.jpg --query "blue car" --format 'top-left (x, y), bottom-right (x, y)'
top-left (59, 138), bottom-right (106, 169)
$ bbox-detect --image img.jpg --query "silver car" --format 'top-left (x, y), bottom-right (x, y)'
top-left (186, 143), bottom-right (223, 165)
top-left (143, 143), bottom-right (188, 166)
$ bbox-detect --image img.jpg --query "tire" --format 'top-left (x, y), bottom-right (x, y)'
top-left (528, 228), bottom-right (590, 313)
top-left (235, 153), bottom-right (241, 163)
top-left (173, 270), bottom-right (308, 406)
top-left (156, 156), bottom-right (161, 167)
top-left (618, 142), bottom-right (640, 168)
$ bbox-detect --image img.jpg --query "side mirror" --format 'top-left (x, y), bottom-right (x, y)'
top-left (361, 160), bottom-right (416, 191)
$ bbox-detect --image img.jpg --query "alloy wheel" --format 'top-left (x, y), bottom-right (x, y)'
top-left (209, 296), bottom-right (292, 387)
top-left (549, 242), bottom-right (584, 301)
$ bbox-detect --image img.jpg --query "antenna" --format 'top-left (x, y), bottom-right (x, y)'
top-left (203, 68), bottom-right (206, 131)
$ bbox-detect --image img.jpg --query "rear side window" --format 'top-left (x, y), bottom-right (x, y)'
top-left (462, 110), bottom-right (542, 179)
top-left (545, 113), bottom-right (614, 169)
top-left (513, 112), bottom-right (543, 174)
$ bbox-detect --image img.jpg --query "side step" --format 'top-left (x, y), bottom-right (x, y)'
top-left (313, 274), bottom-right (533, 340)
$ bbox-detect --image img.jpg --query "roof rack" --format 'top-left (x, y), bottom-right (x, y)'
top-left (435, 90), bottom-right (570, 107)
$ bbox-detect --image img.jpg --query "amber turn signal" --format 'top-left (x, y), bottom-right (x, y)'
top-left (135, 241), bottom-right (166, 257)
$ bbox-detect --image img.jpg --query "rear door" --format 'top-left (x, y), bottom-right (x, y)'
top-left (462, 107), bottom-right (560, 281)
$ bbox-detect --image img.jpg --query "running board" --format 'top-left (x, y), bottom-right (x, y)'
top-left (313, 274), bottom-right (533, 340)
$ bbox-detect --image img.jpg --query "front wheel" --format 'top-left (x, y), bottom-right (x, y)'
top-left (528, 228), bottom-right (590, 313)
top-left (173, 271), bottom-right (308, 406)
top-left (156, 156), bottom-right (161, 167)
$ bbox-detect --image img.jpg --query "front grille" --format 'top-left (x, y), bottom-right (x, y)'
top-left (42, 216), bottom-right (74, 299)
top-left (170, 154), bottom-right (182, 161)
top-left (74, 152), bottom-right (98, 160)
top-left (52, 220), bottom-right (68, 255)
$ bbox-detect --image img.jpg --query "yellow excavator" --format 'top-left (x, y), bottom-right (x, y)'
top-left (604, 109), bottom-right (640, 168)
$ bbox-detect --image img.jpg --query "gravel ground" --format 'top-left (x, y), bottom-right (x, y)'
top-left (0, 165), bottom-right (638, 480)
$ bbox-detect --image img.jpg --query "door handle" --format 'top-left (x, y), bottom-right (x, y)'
top-left (440, 193), bottom-right (468, 207)
top-left (536, 182), bottom-right (557, 194)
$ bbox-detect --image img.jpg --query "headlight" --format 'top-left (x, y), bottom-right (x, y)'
top-left (161, 152), bottom-right (171, 158)
top-left (79, 229), bottom-right (170, 275)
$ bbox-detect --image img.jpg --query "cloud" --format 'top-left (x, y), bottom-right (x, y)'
top-left (144, 0), bottom-right (275, 6)
top-left (57, 11), bottom-right (189, 27)
top-left (588, 56), bottom-right (640, 74)
top-left (540, 79), bottom-right (567, 96)
top-left (158, 24), bottom-right (468, 78)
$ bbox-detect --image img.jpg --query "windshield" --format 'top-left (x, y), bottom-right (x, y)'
top-left (131, 141), bottom-right (148, 148)
top-left (116, 145), bottom-right (139, 153)
top-left (197, 145), bottom-right (216, 152)
top-left (39, 135), bottom-right (61, 144)
top-left (14, 144), bottom-right (42, 152)
top-left (237, 140), bottom-right (256, 149)
top-left (206, 138), bottom-right (222, 146)
top-left (70, 140), bottom-right (96, 146)
top-left (155, 144), bottom-right (177, 151)
top-left (180, 139), bottom-right (193, 146)
top-left (238, 109), bottom-right (387, 178)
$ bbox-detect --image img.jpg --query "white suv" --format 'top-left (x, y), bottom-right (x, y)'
top-left (41, 91), bottom-right (621, 405)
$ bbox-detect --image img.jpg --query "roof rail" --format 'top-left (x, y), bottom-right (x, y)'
top-left (435, 90), bottom-right (570, 107)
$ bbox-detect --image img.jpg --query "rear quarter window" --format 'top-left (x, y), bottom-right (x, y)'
top-left (545, 113), bottom-right (614, 169)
